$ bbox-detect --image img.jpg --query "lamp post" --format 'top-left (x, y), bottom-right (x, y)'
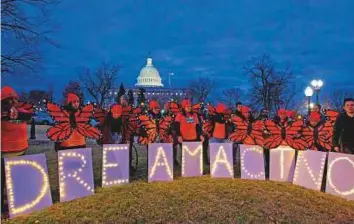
top-left (30, 106), bottom-right (37, 140)
top-left (305, 86), bottom-right (314, 115)
top-left (30, 117), bottom-right (36, 139)
top-left (168, 72), bottom-right (174, 88)
top-left (311, 79), bottom-right (323, 104)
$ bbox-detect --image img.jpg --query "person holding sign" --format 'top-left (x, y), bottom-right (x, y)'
top-left (98, 95), bottom-right (135, 144)
top-left (229, 106), bottom-right (264, 169)
top-left (229, 106), bottom-right (264, 146)
top-left (110, 95), bottom-right (130, 144)
top-left (137, 100), bottom-right (173, 145)
top-left (175, 99), bottom-right (204, 144)
top-left (173, 100), bottom-right (205, 165)
top-left (273, 108), bottom-right (291, 126)
top-left (203, 103), bottom-right (232, 143)
top-left (302, 111), bottom-right (333, 152)
top-left (96, 96), bottom-right (141, 171)
top-left (1, 86), bottom-right (33, 214)
top-left (264, 108), bottom-right (307, 150)
top-left (46, 93), bottom-right (101, 151)
top-left (333, 98), bottom-right (354, 154)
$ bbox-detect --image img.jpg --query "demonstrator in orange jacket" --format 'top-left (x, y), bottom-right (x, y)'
top-left (1, 86), bottom-right (32, 213)
top-left (54, 93), bottom-right (86, 151)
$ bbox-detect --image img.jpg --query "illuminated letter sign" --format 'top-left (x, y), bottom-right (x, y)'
top-left (148, 143), bottom-right (173, 182)
top-left (326, 152), bottom-right (354, 200)
top-left (210, 143), bottom-right (234, 178)
top-left (5, 154), bottom-right (52, 218)
top-left (58, 148), bottom-right (95, 202)
top-left (293, 150), bottom-right (326, 191)
top-left (102, 144), bottom-right (130, 187)
top-left (269, 146), bottom-right (296, 182)
top-left (240, 145), bottom-right (265, 180)
top-left (182, 142), bottom-right (203, 177)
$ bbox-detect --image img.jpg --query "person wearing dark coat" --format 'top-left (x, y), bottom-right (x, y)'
top-left (333, 98), bottom-right (354, 154)
top-left (256, 108), bottom-right (269, 121)
top-left (234, 102), bottom-right (244, 119)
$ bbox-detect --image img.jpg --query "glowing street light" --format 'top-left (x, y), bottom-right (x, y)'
top-left (311, 79), bottom-right (323, 104)
top-left (305, 86), bottom-right (313, 115)
top-left (305, 87), bottom-right (313, 97)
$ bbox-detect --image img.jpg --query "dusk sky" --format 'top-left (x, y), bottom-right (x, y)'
top-left (3, 0), bottom-right (354, 101)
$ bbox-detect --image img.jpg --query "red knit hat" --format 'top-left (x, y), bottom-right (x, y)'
top-left (241, 106), bottom-right (250, 114)
top-left (66, 93), bottom-right (80, 105)
top-left (111, 104), bottom-right (123, 119)
top-left (277, 108), bottom-right (287, 117)
top-left (1, 86), bottom-right (18, 101)
top-left (181, 99), bottom-right (191, 109)
top-left (287, 110), bottom-right (297, 119)
top-left (309, 112), bottom-right (321, 122)
top-left (215, 103), bottom-right (226, 113)
top-left (149, 100), bottom-right (160, 109)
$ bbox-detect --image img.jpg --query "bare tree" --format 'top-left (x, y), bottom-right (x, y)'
top-left (244, 54), bottom-right (295, 113)
top-left (189, 76), bottom-right (215, 103)
top-left (330, 90), bottom-right (354, 111)
top-left (218, 87), bottom-right (244, 108)
top-left (1, 0), bottom-right (59, 75)
top-left (79, 63), bottom-right (120, 108)
top-left (1, 47), bottom-right (41, 74)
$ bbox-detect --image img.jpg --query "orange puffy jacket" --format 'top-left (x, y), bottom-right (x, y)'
top-left (1, 120), bottom-right (29, 153)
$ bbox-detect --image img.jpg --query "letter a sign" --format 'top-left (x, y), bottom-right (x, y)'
top-left (148, 143), bottom-right (174, 182)
top-left (209, 143), bottom-right (234, 178)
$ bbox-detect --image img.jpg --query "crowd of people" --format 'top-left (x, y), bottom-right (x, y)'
top-left (1, 85), bottom-right (354, 214)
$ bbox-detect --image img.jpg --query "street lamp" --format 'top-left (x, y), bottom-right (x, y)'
top-left (168, 72), bottom-right (174, 88)
top-left (311, 79), bottom-right (323, 104)
top-left (305, 86), bottom-right (314, 115)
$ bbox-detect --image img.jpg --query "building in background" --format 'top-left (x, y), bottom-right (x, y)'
top-left (105, 56), bottom-right (191, 108)
top-left (19, 90), bottom-right (53, 111)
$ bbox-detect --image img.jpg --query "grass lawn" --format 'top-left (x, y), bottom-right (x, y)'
top-left (2, 126), bottom-right (354, 223)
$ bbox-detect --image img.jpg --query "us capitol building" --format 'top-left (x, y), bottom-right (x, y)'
top-left (105, 56), bottom-right (191, 108)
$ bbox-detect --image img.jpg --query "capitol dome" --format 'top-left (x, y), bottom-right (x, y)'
top-left (135, 57), bottom-right (164, 87)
